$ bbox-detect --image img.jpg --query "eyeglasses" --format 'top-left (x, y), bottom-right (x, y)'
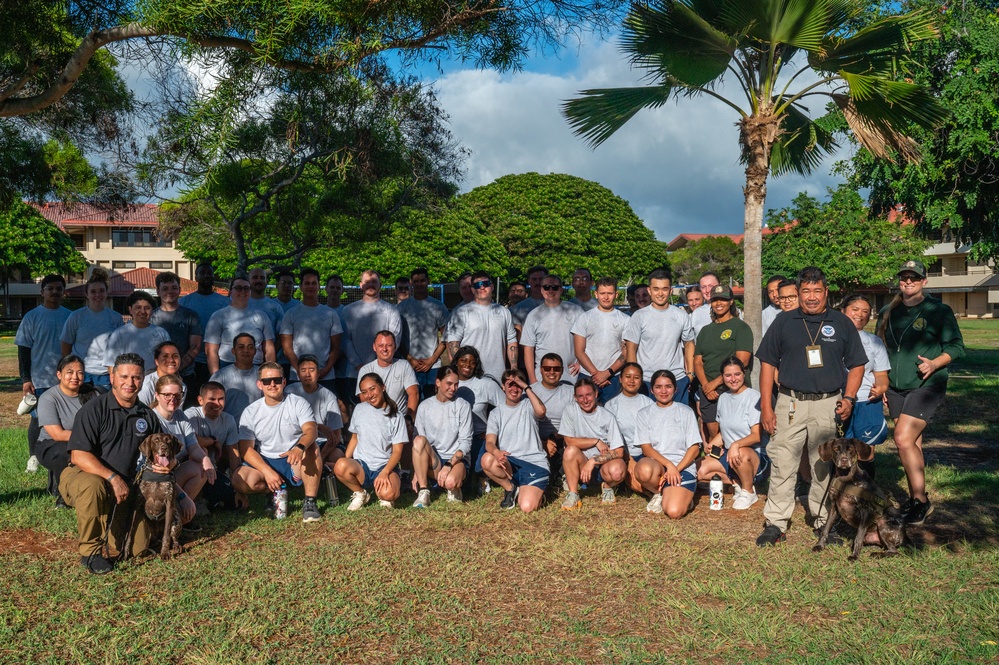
top-left (472, 280), bottom-right (492, 289)
top-left (541, 284), bottom-right (562, 291)
top-left (899, 273), bottom-right (923, 283)
top-left (778, 295), bottom-right (798, 302)
top-left (540, 365), bottom-right (563, 372)
top-left (231, 285), bottom-right (250, 292)
top-left (260, 376), bottom-right (284, 386)
top-left (156, 392), bottom-right (183, 401)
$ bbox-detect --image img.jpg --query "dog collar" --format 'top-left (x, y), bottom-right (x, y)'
top-left (140, 469), bottom-right (175, 483)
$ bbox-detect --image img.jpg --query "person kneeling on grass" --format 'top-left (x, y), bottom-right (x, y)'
top-left (480, 369), bottom-right (549, 513)
top-left (558, 377), bottom-right (626, 510)
top-left (604, 362), bottom-right (654, 497)
top-left (412, 366), bottom-right (473, 507)
top-left (634, 370), bottom-right (702, 519)
top-left (231, 363), bottom-right (322, 523)
top-left (696, 357), bottom-right (769, 510)
top-left (335, 373), bottom-right (408, 510)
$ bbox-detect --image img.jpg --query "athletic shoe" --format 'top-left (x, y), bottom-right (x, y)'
top-left (412, 488), bottom-right (432, 509)
top-left (601, 486), bottom-right (616, 504)
top-left (347, 490), bottom-right (370, 511)
top-left (732, 490), bottom-right (759, 510)
top-left (479, 478), bottom-right (492, 496)
top-left (646, 493), bottom-right (664, 514)
top-left (302, 497), bottom-right (321, 523)
top-left (500, 486), bottom-right (519, 509)
top-left (903, 496), bottom-right (933, 525)
top-left (182, 521), bottom-right (203, 533)
top-left (54, 495), bottom-right (68, 510)
top-left (81, 555), bottom-right (114, 575)
top-left (561, 491), bottom-right (581, 511)
top-left (379, 499), bottom-right (394, 509)
top-left (756, 523), bottom-right (787, 547)
top-left (794, 475), bottom-right (810, 503)
top-left (194, 497), bottom-right (212, 519)
top-left (813, 526), bottom-right (844, 546)
top-left (446, 488), bottom-right (463, 503)
top-left (25, 455), bottom-right (39, 473)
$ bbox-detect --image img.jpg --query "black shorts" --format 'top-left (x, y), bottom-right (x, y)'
top-left (886, 383), bottom-right (946, 423)
top-left (697, 386), bottom-right (721, 424)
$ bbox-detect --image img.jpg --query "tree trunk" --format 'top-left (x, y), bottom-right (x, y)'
top-left (740, 113), bottom-right (779, 386)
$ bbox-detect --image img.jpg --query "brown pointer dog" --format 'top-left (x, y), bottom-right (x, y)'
top-left (127, 433), bottom-right (184, 560)
top-left (813, 438), bottom-right (905, 561)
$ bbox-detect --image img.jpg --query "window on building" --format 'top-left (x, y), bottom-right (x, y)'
top-left (112, 261), bottom-right (136, 270)
top-left (149, 261), bottom-right (173, 270)
top-left (69, 233), bottom-right (86, 249)
top-left (111, 228), bottom-right (170, 248)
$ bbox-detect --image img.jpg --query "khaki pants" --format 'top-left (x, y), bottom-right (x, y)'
top-left (762, 393), bottom-right (838, 532)
top-left (59, 466), bottom-right (152, 558)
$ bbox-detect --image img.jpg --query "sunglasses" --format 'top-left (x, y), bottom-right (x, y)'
top-left (541, 365), bottom-right (563, 372)
top-left (899, 273), bottom-right (923, 283)
top-left (260, 376), bottom-right (284, 386)
top-left (231, 285), bottom-right (250, 292)
top-left (472, 280), bottom-right (492, 289)
top-left (541, 284), bottom-right (562, 291)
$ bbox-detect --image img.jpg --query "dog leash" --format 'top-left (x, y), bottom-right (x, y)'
top-left (817, 412), bottom-right (848, 528)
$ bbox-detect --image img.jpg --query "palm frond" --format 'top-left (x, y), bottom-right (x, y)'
top-left (812, 9), bottom-right (940, 74)
top-left (624, 1), bottom-right (736, 87)
top-left (769, 103), bottom-right (838, 176)
top-left (720, 0), bottom-right (832, 52)
top-left (562, 86), bottom-right (673, 148)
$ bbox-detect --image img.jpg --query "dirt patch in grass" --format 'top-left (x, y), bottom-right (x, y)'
top-left (0, 528), bottom-right (74, 557)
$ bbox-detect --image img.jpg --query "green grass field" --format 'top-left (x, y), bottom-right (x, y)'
top-left (2, 324), bottom-right (998, 664)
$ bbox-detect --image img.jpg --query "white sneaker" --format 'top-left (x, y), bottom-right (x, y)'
top-left (646, 493), bottom-right (664, 514)
top-left (479, 478), bottom-right (491, 495)
top-left (347, 490), bottom-right (370, 511)
top-left (732, 490), bottom-right (759, 510)
top-left (379, 499), bottom-right (394, 509)
top-left (412, 489), bottom-right (431, 508)
top-left (25, 455), bottom-right (39, 473)
top-left (446, 488), bottom-right (463, 503)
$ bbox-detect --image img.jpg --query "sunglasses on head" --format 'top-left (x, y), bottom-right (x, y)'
top-left (472, 280), bottom-right (492, 289)
top-left (541, 284), bottom-right (561, 291)
top-left (260, 376), bottom-right (284, 386)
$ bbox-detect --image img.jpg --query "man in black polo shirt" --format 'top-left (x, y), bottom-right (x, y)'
top-left (755, 267), bottom-right (867, 547)
top-left (60, 353), bottom-right (193, 574)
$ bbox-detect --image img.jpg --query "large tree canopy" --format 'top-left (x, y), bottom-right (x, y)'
top-left (669, 236), bottom-right (744, 286)
top-left (845, 0), bottom-right (999, 260)
top-left (458, 172), bottom-right (670, 281)
top-left (762, 185), bottom-right (930, 292)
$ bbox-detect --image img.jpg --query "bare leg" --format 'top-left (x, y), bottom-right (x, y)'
top-left (893, 415), bottom-right (928, 501)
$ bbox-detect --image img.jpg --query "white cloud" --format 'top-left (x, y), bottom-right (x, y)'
top-left (435, 40), bottom-right (845, 242)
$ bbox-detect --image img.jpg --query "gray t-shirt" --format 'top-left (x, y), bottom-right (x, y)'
top-left (278, 298), bottom-right (303, 313)
top-left (204, 305), bottom-right (275, 365)
top-left (348, 402), bottom-right (408, 469)
top-left (486, 399), bottom-right (547, 467)
top-left (456, 376), bottom-right (504, 435)
top-left (247, 296), bottom-right (285, 333)
top-left (530, 381), bottom-right (574, 441)
top-left (569, 297), bottom-right (598, 312)
top-left (184, 406), bottom-right (240, 448)
top-left (605, 392), bottom-right (655, 458)
top-left (690, 305), bottom-right (712, 337)
top-left (278, 303), bottom-right (344, 378)
top-left (635, 402), bottom-right (701, 474)
top-left (178, 291), bottom-right (230, 365)
top-left (414, 396), bottom-right (473, 460)
top-left (153, 409), bottom-right (199, 451)
top-left (444, 302), bottom-right (516, 381)
top-left (36, 387), bottom-right (83, 444)
top-left (139, 371), bottom-right (188, 408)
top-left (570, 307), bottom-right (630, 374)
top-left (16, 305), bottom-right (72, 389)
top-left (397, 296), bottom-right (449, 365)
top-left (60, 306), bottom-right (123, 375)
top-left (356, 359), bottom-right (418, 417)
top-left (717, 387), bottom-right (762, 450)
top-left (510, 297), bottom-right (544, 328)
top-left (150, 306), bottom-right (203, 376)
top-left (858, 330), bottom-right (891, 401)
top-left (102, 322), bottom-right (171, 372)
top-left (341, 299), bottom-right (403, 376)
top-left (238, 393), bottom-right (315, 459)
top-left (761, 305), bottom-right (781, 337)
top-left (285, 383), bottom-right (343, 446)
top-left (623, 305), bottom-right (695, 381)
top-left (558, 403), bottom-right (624, 460)
top-left (210, 365), bottom-right (263, 421)
top-left (521, 302), bottom-right (583, 375)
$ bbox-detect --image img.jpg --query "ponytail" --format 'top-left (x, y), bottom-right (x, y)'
top-left (876, 294), bottom-right (902, 341)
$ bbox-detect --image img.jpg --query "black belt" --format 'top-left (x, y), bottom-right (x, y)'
top-left (778, 387), bottom-right (839, 401)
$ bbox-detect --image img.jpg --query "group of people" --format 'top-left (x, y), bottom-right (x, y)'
top-left (16, 258), bottom-right (963, 574)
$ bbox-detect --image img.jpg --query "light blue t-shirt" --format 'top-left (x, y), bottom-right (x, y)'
top-left (102, 323), bottom-right (171, 374)
top-left (204, 305), bottom-right (275, 365)
top-left (178, 291), bottom-right (230, 365)
top-left (16, 305), bottom-right (72, 389)
top-left (60, 306), bottom-right (124, 375)
top-left (278, 303), bottom-right (344, 378)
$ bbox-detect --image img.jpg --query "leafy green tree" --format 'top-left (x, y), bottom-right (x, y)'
top-left (0, 201), bottom-right (88, 314)
top-left (456, 172), bottom-right (670, 282)
top-left (845, 0), bottom-right (999, 260)
top-left (669, 236), bottom-right (744, 286)
top-left (563, 0), bottom-right (946, 343)
top-left (762, 185), bottom-right (930, 292)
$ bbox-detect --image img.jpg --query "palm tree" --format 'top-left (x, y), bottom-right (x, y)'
top-left (563, 0), bottom-right (947, 342)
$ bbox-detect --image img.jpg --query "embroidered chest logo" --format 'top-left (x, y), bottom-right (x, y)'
top-left (135, 418), bottom-right (148, 434)
top-left (913, 318), bottom-right (926, 331)
top-left (820, 325), bottom-right (835, 337)
top-left (720, 329), bottom-right (732, 340)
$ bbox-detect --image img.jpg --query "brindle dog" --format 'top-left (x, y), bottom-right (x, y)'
top-left (129, 433), bottom-right (184, 560)
top-left (813, 438), bottom-right (905, 561)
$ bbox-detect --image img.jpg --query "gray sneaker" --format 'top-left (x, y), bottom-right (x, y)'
top-left (302, 497), bottom-right (321, 523)
top-left (646, 493), bottom-right (664, 514)
top-left (25, 455), bottom-right (40, 473)
top-left (412, 488), bottom-right (431, 508)
top-left (446, 488), bottom-right (463, 503)
top-left (601, 486), bottom-right (616, 504)
top-left (561, 491), bottom-right (581, 511)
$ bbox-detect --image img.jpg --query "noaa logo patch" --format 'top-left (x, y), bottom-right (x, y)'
top-left (720, 329), bottom-right (732, 340)
top-left (913, 318), bottom-right (926, 331)
top-left (135, 418), bottom-right (148, 434)
top-left (821, 325), bottom-right (835, 337)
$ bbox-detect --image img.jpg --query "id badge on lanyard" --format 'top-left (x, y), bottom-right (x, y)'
top-left (805, 345), bottom-right (823, 368)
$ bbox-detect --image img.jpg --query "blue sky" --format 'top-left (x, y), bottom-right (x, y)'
top-left (419, 31), bottom-right (849, 243)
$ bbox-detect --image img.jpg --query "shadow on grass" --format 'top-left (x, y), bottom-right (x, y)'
top-left (0, 487), bottom-right (52, 504)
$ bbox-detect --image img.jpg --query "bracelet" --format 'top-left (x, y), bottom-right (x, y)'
top-left (106, 472), bottom-right (116, 483)
top-left (178, 492), bottom-right (187, 502)
top-left (443, 461), bottom-right (453, 468)
top-left (842, 395), bottom-right (857, 404)
top-left (294, 443), bottom-right (306, 452)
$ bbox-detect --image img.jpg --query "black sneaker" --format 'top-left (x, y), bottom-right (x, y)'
top-left (302, 497), bottom-right (321, 523)
top-left (814, 526), bottom-right (844, 546)
top-left (182, 521), bottom-right (203, 533)
top-left (756, 523), bottom-right (787, 547)
top-left (903, 496), bottom-right (933, 525)
top-left (54, 495), bottom-right (68, 510)
top-left (500, 486), bottom-right (520, 510)
top-left (81, 555), bottom-right (114, 575)
top-left (794, 476), bottom-right (811, 502)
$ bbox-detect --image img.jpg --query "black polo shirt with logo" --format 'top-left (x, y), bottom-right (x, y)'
top-left (67, 390), bottom-right (162, 479)
top-left (756, 308), bottom-right (867, 394)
